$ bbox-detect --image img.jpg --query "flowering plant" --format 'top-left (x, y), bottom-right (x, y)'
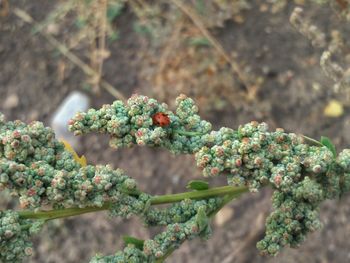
top-left (1, 94), bottom-right (349, 262)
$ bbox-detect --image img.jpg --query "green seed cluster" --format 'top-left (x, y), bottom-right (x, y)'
top-left (0, 113), bottom-right (150, 214)
top-left (0, 210), bottom-right (43, 263)
top-left (336, 149), bottom-right (350, 195)
top-left (68, 94), bottom-right (212, 154)
top-left (90, 244), bottom-right (148, 263)
top-left (257, 178), bottom-right (324, 255)
top-left (143, 206), bottom-right (211, 259)
top-left (195, 122), bottom-right (307, 191)
top-left (109, 192), bottom-right (151, 219)
top-left (143, 197), bottom-right (223, 226)
top-left (0, 108), bottom-right (219, 263)
top-left (0, 113), bottom-right (155, 262)
top-left (69, 95), bottom-right (350, 256)
top-left (92, 204), bottom-right (213, 262)
top-left (194, 121), bottom-right (350, 254)
top-left (2, 94), bottom-right (350, 261)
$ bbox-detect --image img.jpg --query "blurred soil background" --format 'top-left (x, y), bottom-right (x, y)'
top-left (1, 0), bottom-right (350, 262)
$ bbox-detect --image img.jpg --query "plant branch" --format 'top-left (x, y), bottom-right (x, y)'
top-left (18, 185), bottom-right (248, 221)
top-left (18, 203), bottom-right (111, 221)
top-left (151, 185), bottom-right (248, 205)
top-left (173, 130), bottom-right (205, 136)
top-left (302, 135), bottom-right (323, 147)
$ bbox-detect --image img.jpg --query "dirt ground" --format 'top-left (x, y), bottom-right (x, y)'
top-left (1, 1), bottom-right (350, 262)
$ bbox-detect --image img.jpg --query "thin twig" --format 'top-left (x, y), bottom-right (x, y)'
top-left (154, 19), bottom-right (184, 99)
top-left (0, 0), bottom-right (9, 17)
top-left (170, 0), bottom-right (253, 93)
top-left (95, 0), bottom-right (108, 94)
top-left (157, 19), bottom-right (184, 74)
top-left (32, 0), bottom-right (75, 34)
top-left (90, 0), bottom-right (108, 94)
top-left (13, 7), bottom-right (126, 101)
top-left (335, 0), bottom-right (348, 9)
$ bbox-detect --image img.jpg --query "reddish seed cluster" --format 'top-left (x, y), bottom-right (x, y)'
top-left (152, 112), bottom-right (170, 127)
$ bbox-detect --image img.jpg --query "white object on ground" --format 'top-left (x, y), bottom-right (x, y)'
top-left (51, 91), bottom-right (90, 148)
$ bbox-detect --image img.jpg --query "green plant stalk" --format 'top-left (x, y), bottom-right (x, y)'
top-left (302, 135), bottom-right (323, 147)
top-left (18, 204), bottom-right (111, 221)
top-left (151, 185), bottom-right (248, 205)
top-left (18, 185), bottom-right (249, 221)
top-left (173, 130), bottom-right (205, 136)
top-left (174, 130), bottom-right (323, 147)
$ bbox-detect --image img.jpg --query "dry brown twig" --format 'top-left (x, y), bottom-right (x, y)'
top-left (90, 0), bottom-right (109, 94)
top-left (154, 19), bottom-right (185, 99)
top-left (335, 0), bottom-right (348, 10)
top-left (289, 7), bottom-right (326, 48)
top-left (157, 19), bottom-right (184, 74)
top-left (0, 0), bottom-right (9, 17)
top-left (32, 0), bottom-right (75, 35)
top-left (170, 0), bottom-right (259, 100)
top-left (13, 7), bottom-right (126, 101)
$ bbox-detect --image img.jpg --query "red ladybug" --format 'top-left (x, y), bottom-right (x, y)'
top-left (152, 112), bottom-right (170, 127)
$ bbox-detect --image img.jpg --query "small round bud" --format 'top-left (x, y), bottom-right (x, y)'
top-left (312, 165), bottom-right (322, 173)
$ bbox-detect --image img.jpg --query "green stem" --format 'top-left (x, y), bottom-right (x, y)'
top-left (155, 247), bottom-right (176, 263)
top-left (18, 186), bottom-right (248, 221)
top-left (19, 203), bottom-right (111, 221)
top-left (173, 130), bottom-right (205, 136)
top-left (302, 135), bottom-right (323, 147)
top-left (21, 223), bottom-right (33, 231)
top-left (151, 185), bottom-right (248, 205)
top-left (175, 131), bottom-right (323, 149)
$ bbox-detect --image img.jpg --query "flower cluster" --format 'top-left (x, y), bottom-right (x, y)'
top-left (0, 210), bottom-right (43, 263)
top-left (69, 95), bottom-right (350, 256)
top-left (0, 107), bottom-right (222, 263)
top-left (143, 206), bottom-right (211, 259)
top-left (0, 113), bottom-right (151, 217)
top-left (257, 179), bottom-right (323, 255)
top-left (2, 94), bottom-right (350, 262)
top-left (90, 245), bottom-right (148, 263)
top-left (144, 197), bottom-right (223, 226)
top-left (68, 94), bottom-right (212, 154)
top-left (91, 203), bottom-right (214, 263)
top-left (194, 120), bottom-right (350, 254)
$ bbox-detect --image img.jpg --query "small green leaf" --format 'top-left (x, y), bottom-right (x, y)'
top-left (195, 0), bottom-right (206, 15)
top-left (195, 207), bottom-right (209, 232)
top-left (143, 199), bottom-right (152, 213)
top-left (107, 3), bottom-right (124, 22)
top-left (75, 17), bottom-right (87, 29)
top-left (186, 180), bottom-right (209, 191)
top-left (189, 37), bottom-right (211, 47)
top-left (133, 23), bottom-right (153, 38)
top-left (195, 207), bottom-right (208, 231)
top-left (108, 31), bottom-right (119, 42)
top-left (122, 236), bottom-right (144, 250)
top-left (320, 136), bottom-right (337, 157)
